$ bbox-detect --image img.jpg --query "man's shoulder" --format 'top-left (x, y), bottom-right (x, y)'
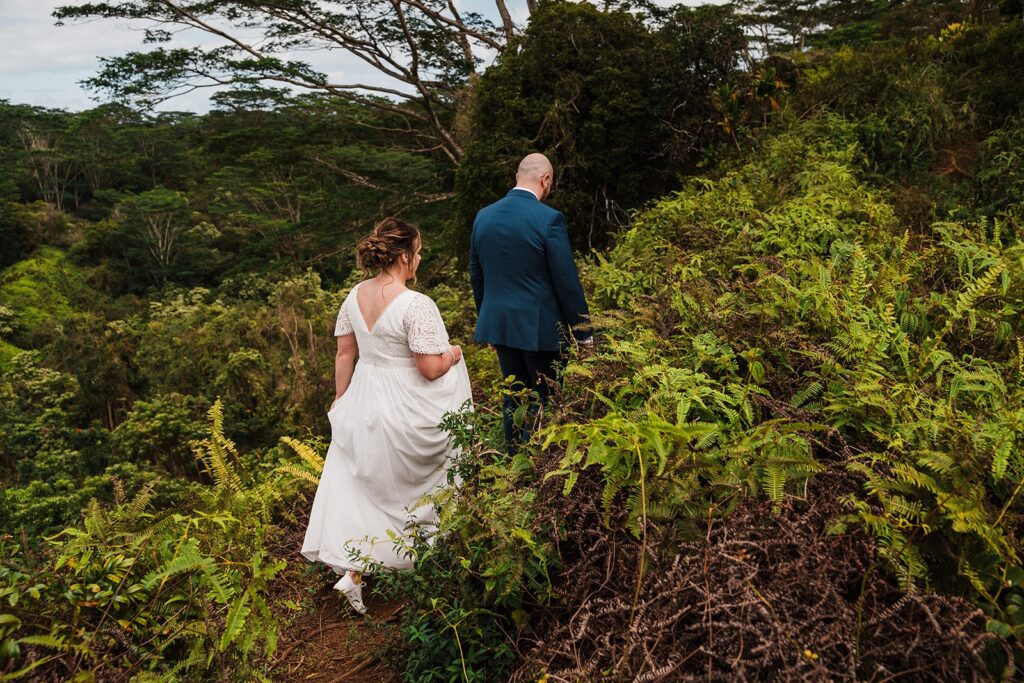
top-left (480, 192), bottom-right (559, 216)
top-left (533, 200), bottom-right (561, 218)
top-left (472, 192), bottom-right (562, 241)
top-left (475, 195), bottom-right (506, 217)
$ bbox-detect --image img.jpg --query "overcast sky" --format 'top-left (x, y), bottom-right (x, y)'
top-left (0, 0), bottom-right (718, 113)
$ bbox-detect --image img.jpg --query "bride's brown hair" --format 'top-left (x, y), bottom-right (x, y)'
top-left (356, 218), bottom-right (420, 273)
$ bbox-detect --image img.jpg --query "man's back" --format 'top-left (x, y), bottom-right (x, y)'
top-left (470, 188), bottom-right (589, 352)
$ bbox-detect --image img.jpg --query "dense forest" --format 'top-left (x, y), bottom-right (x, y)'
top-left (2, 0), bottom-right (1024, 680)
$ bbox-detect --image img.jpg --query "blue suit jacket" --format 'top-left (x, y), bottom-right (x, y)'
top-left (469, 189), bottom-right (590, 352)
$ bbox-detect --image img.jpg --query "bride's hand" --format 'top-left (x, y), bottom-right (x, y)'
top-left (450, 345), bottom-right (462, 364)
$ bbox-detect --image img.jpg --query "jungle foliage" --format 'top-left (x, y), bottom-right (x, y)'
top-left (453, 1), bottom-right (747, 250)
top-left (385, 12), bottom-right (1024, 681)
top-left (0, 401), bottom-right (322, 680)
top-left (395, 109), bottom-right (1024, 679)
top-left (3, 2), bottom-right (1024, 681)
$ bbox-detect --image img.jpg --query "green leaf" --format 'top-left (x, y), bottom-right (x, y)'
top-left (986, 619), bottom-right (1013, 639)
top-left (219, 590), bottom-right (251, 651)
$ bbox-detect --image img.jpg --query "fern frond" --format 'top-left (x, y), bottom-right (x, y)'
top-left (116, 480), bottom-right (159, 530)
top-left (789, 381), bottom-right (823, 408)
top-left (848, 241), bottom-right (870, 300)
top-left (762, 465), bottom-right (786, 510)
top-left (219, 589), bottom-right (251, 651)
top-left (144, 541), bottom-right (212, 586)
top-left (280, 436), bottom-right (324, 473)
top-left (941, 261), bottom-right (1007, 336)
top-left (890, 462), bottom-right (940, 496)
top-left (16, 634), bottom-right (69, 651)
top-left (191, 399), bottom-right (244, 495)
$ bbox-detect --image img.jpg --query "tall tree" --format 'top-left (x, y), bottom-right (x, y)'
top-left (116, 188), bottom-right (192, 286)
top-left (54, 1), bottom-right (535, 163)
top-left (737, 1), bottom-right (1012, 53)
top-left (455, 1), bottom-right (745, 249)
top-left (64, 105), bottom-right (141, 196)
top-left (738, 0), bottom-right (823, 52)
top-left (10, 107), bottom-right (82, 212)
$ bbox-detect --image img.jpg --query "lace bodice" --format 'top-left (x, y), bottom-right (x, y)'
top-left (334, 283), bottom-right (450, 366)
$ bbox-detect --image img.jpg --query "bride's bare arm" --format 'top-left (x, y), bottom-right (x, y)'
top-left (414, 345), bottom-right (462, 381)
top-left (334, 333), bottom-right (358, 401)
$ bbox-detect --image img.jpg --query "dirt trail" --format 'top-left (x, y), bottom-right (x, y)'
top-left (271, 593), bottom-right (403, 682)
top-left (265, 521), bottom-right (404, 682)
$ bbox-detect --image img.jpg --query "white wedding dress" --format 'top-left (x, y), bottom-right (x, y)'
top-left (301, 283), bottom-right (472, 574)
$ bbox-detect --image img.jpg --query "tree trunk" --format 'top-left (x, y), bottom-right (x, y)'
top-left (495, 0), bottom-right (516, 43)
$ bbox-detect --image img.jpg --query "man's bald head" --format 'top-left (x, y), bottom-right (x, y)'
top-left (517, 153), bottom-right (553, 182)
top-left (514, 153), bottom-right (554, 202)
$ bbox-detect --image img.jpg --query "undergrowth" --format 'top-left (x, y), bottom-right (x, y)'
top-left (4, 19), bottom-right (1024, 681)
top-left (390, 113), bottom-right (1023, 680)
top-left (0, 401), bottom-right (319, 680)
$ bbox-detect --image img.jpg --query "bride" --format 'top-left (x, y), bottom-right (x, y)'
top-left (301, 217), bottom-right (472, 614)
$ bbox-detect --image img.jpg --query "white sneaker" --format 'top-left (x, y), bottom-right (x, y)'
top-left (334, 573), bottom-right (367, 615)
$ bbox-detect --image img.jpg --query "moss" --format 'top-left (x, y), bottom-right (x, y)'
top-left (0, 247), bottom-right (93, 345)
top-left (0, 339), bottom-right (22, 370)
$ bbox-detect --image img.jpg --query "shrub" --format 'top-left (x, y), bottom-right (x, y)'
top-left (0, 401), bottom-right (316, 680)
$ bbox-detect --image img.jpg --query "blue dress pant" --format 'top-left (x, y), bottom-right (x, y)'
top-left (493, 345), bottom-right (562, 450)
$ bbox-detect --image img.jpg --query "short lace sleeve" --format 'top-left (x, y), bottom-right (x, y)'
top-left (334, 294), bottom-right (354, 337)
top-left (403, 294), bottom-right (450, 355)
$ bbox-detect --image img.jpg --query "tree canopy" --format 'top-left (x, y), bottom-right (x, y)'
top-left (54, 0), bottom-right (532, 163)
top-left (454, 1), bottom-right (746, 249)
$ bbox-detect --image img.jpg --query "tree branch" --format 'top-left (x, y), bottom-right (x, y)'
top-left (303, 150), bottom-right (454, 203)
top-left (401, 0), bottom-right (505, 51)
top-left (56, 0), bottom-right (499, 162)
top-left (447, 0), bottom-right (477, 65)
top-left (494, 0), bottom-right (516, 44)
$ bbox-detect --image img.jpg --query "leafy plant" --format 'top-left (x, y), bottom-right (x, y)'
top-left (0, 400), bottom-right (316, 680)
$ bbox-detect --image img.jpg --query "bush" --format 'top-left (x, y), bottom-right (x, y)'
top-left (377, 394), bottom-right (552, 682)
top-left (976, 112), bottom-right (1024, 223)
top-left (399, 114), bottom-right (1021, 679)
top-left (110, 392), bottom-right (210, 477)
top-left (0, 402), bottom-right (314, 680)
top-left (0, 247), bottom-right (92, 348)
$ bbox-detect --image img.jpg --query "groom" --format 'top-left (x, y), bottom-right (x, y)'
top-left (469, 153), bottom-right (591, 448)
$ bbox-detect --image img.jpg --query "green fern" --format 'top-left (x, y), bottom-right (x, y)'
top-left (190, 400), bottom-right (244, 496)
top-left (789, 381), bottom-right (823, 408)
top-left (219, 589), bottom-right (251, 652)
top-left (280, 436), bottom-right (324, 473)
top-left (762, 465), bottom-right (786, 511)
top-left (276, 436), bottom-right (325, 486)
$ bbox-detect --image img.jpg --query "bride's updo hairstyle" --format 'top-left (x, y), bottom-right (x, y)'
top-left (356, 218), bottom-right (420, 272)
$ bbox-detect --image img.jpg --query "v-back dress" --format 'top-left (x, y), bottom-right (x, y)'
top-left (301, 283), bottom-right (472, 573)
